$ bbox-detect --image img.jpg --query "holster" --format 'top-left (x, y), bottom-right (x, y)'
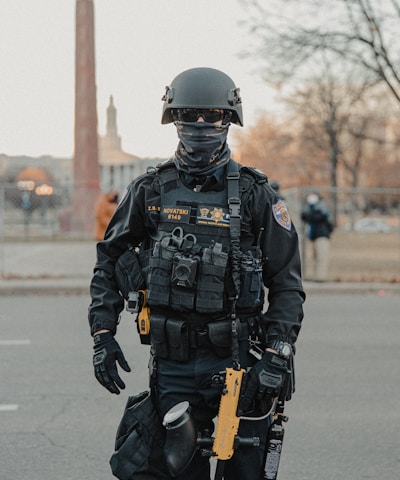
top-left (114, 247), bottom-right (146, 300)
top-left (109, 391), bottom-right (169, 480)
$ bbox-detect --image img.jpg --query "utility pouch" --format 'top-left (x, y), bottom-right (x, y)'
top-left (150, 313), bottom-right (168, 359)
top-left (196, 242), bottom-right (228, 314)
top-left (147, 235), bottom-right (177, 307)
top-left (236, 247), bottom-right (264, 311)
top-left (109, 391), bottom-right (169, 480)
top-left (115, 247), bottom-right (146, 300)
top-left (166, 318), bottom-right (190, 362)
top-left (207, 319), bottom-right (240, 358)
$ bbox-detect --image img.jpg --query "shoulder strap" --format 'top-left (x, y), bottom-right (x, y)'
top-left (157, 159), bottom-right (177, 179)
top-left (150, 159), bottom-right (178, 193)
top-left (226, 160), bottom-right (242, 370)
top-left (227, 160), bottom-right (241, 243)
top-left (240, 165), bottom-right (268, 184)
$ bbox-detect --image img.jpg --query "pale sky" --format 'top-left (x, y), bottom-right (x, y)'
top-left (0, 0), bottom-right (279, 159)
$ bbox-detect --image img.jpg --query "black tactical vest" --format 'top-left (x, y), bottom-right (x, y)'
top-left (145, 160), bottom-right (266, 315)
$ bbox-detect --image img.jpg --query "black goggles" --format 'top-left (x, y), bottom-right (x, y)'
top-left (171, 108), bottom-right (232, 124)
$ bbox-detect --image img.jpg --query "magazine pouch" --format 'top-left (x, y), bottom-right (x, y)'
top-left (166, 318), bottom-right (190, 362)
top-left (150, 313), bottom-right (168, 359)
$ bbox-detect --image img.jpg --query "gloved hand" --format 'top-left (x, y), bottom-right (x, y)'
top-left (93, 331), bottom-right (131, 394)
top-left (238, 350), bottom-right (289, 415)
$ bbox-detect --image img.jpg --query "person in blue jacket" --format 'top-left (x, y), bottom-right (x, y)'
top-left (301, 191), bottom-right (334, 282)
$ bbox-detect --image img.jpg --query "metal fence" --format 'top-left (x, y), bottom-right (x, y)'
top-left (283, 186), bottom-right (400, 282)
top-left (0, 181), bottom-right (74, 240)
top-left (1, 181), bottom-right (399, 282)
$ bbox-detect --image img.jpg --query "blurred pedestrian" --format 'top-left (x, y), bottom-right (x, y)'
top-left (270, 180), bottom-right (280, 193)
top-left (94, 191), bottom-right (119, 241)
top-left (301, 191), bottom-right (334, 282)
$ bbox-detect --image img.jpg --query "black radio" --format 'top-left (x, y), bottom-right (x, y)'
top-left (171, 254), bottom-right (199, 288)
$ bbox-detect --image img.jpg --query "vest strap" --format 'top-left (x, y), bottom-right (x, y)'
top-left (226, 160), bottom-right (242, 369)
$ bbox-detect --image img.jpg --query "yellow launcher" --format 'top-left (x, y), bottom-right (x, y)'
top-left (213, 367), bottom-right (245, 460)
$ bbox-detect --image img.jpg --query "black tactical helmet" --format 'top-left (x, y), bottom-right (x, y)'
top-left (161, 67), bottom-right (243, 126)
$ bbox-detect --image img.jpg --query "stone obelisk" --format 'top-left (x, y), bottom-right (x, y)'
top-left (72, 0), bottom-right (100, 234)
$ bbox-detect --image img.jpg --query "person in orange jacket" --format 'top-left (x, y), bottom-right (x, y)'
top-left (94, 191), bottom-right (119, 241)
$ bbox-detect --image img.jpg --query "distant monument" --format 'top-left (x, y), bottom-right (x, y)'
top-left (71, 0), bottom-right (100, 234)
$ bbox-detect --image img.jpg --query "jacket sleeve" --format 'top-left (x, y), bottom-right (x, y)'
top-left (88, 177), bottom-right (150, 336)
top-left (247, 183), bottom-right (305, 345)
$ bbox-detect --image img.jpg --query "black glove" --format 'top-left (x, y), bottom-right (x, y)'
top-left (238, 350), bottom-right (289, 415)
top-left (93, 332), bottom-right (131, 394)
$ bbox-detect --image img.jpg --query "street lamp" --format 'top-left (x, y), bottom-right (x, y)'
top-left (35, 183), bottom-right (54, 226)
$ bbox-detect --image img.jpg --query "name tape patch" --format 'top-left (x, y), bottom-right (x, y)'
top-left (160, 205), bottom-right (191, 223)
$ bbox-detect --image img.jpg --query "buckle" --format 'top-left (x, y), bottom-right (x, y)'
top-left (189, 329), bottom-right (210, 349)
top-left (227, 171), bottom-right (240, 180)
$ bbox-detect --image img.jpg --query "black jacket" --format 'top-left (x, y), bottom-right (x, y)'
top-left (301, 200), bottom-right (333, 240)
top-left (88, 161), bottom-right (305, 345)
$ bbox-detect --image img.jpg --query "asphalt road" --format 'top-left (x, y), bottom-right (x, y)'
top-left (1, 292), bottom-right (399, 480)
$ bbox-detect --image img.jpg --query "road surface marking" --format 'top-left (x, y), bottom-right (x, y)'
top-left (0, 404), bottom-right (19, 412)
top-left (0, 339), bottom-right (31, 346)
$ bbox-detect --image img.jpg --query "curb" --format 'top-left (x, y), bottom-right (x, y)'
top-left (303, 282), bottom-right (400, 295)
top-left (1, 278), bottom-right (399, 296)
top-left (0, 277), bottom-right (90, 296)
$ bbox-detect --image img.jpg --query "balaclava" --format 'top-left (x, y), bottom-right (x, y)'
top-left (173, 121), bottom-right (231, 176)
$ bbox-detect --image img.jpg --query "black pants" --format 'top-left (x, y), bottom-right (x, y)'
top-left (155, 331), bottom-right (272, 480)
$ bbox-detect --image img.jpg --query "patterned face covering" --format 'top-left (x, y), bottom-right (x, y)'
top-left (173, 121), bottom-right (231, 176)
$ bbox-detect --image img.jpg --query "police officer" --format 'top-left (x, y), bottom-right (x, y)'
top-left (88, 67), bottom-right (305, 479)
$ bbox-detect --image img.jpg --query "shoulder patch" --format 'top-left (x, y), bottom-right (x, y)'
top-left (272, 200), bottom-right (292, 231)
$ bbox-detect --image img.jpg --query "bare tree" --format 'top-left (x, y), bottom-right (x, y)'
top-left (239, 0), bottom-right (400, 217)
top-left (240, 0), bottom-right (400, 103)
top-left (233, 113), bottom-right (304, 185)
top-left (282, 65), bottom-right (377, 219)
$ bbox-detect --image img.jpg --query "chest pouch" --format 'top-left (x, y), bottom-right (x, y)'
top-left (147, 226), bottom-right (229, 314)
top-left (236, 247), bottom-right (264, 311)
top-left (147, 230), bottom-right (180, 307)
top-left (196, 241), bottom-right (228, 314)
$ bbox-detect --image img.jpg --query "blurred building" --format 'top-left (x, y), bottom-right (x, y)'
top-left (98, 95), bottom-right (159, 192)
top-left (0, 97), bottom-right (164, 192)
